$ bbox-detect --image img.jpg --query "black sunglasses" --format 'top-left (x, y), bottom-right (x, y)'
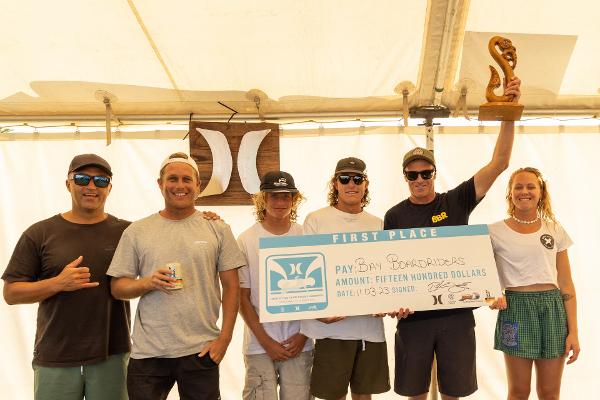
top-left (404, 169), bottom-right (435, 181)
top-left (337, 175), bottom-right (365, 185)
top-left (71, 173), bottom-right (111, 188)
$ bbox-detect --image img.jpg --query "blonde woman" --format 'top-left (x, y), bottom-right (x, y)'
top-left (488, 167), bottom-right (580, 399)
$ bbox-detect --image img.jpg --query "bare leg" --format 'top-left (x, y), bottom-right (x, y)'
top-left (505, 354), bottom-right (534, 400)
top-left (534, 357), bottom-right (565, 400)
top-left (440, 395), bottom-right (459, 400)
top-left (350, 393), bottom-right (371, 400)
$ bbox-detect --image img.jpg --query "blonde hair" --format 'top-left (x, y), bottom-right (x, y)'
top-left (506, 167), bottom-right (556, 223)
top-left (327, 174), bottom-right (370, 209)
top-left (252, 191), bottom-right (305, 222)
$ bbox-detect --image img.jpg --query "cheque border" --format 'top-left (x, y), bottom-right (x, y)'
top-left (259, 224), bottom-right (490, 249)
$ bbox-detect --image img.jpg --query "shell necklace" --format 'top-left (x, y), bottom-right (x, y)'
top-left (511, 214), bottom-right (539, 225)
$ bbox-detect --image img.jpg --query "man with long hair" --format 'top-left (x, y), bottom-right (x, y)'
top-left (301, 157), bottom-right (391, 400)
top-left (238, 170), bottom-right (314, 399)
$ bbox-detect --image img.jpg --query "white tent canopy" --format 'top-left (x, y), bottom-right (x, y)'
top-left (2, 131), bottom-right (599, 399)
top-left (1, 1), bottom-right (600, 399)
top-left (1, 0), bottom-right (599, 122)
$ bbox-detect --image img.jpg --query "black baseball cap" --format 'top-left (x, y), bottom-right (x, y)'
top-left (68, 154), bottom-right (113, 176)
top-left (335, 157), bottom-right (366, 175)
top-left (260, 171), bottom-right (298, 193)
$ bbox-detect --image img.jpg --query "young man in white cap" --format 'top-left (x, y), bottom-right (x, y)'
top-left (238, 170), bottom-right (314, 400)
top-left (108, 152), bottom-right (245, 400)
top-left (301, 157), bottom-right (407, 400)
top-left (3, 153), bottom-right (130, 400)
top-left (384, 77), bottom-right (521, 400)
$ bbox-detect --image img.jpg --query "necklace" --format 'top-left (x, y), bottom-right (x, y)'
top-left (511, 215), bottom-right (539, 225)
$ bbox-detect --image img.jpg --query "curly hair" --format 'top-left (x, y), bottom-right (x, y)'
top-left (252, 191), bottom-right (305, 222)
top-left (506, 167), bottom-right (556, 223)
top-left (327, 174), bottom-right (370, 209)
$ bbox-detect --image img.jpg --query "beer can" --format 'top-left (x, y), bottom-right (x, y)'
top-left (166, 262), bottom-right (183, 290)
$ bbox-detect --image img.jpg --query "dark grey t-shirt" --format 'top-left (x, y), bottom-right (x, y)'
top-left (2, 214), bottom-right (131, 367)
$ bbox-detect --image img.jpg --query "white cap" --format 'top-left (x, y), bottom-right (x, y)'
top-left (159, 154), bottom-right (199, 175)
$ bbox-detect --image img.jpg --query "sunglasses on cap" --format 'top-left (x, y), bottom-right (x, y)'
top-left (70, 173), bottom-right (111, 188)
top-left (404, 169), bottom-right (435, 181)
top-left (337, 175), bottom-right (365, 185)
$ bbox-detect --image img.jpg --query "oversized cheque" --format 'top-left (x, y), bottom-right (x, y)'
top-left (259, 224), bottom-right (501, 322)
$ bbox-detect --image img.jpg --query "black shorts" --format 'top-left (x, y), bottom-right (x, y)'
top-left (127, 353), bottom-right (220, 400)
top-left (310, 338), bottom-right (390, 400)
top-left (394, 311), bottom-right (477, 397)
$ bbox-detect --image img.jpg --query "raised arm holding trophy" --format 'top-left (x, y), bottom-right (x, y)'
top-left (479, 36), bottom-right (524, 121)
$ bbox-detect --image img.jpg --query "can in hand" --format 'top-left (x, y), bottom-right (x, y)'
top-left (166, 262), bottom-right (183, 290)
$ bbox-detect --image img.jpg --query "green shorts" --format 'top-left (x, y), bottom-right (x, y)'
top-left (310, 338), bottom-right (390, 400)
top-left (33, 352), bottom-right (128, 400)
top-left (494, 289), bottom-right (567, 359)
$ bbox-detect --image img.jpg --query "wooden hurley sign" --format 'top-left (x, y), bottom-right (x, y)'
top-left (479, 36), bottom-right (524, 121)
top-left (188, 121), bottom-right (280, 205)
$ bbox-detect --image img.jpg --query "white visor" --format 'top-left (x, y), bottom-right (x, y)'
top-left (159, 156), bottom-right (200, 175)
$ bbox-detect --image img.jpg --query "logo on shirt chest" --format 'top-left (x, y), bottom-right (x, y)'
top-left (431, 211), bottom-right (448, 223)
top-left (540, 234), bottom-right (555, 249)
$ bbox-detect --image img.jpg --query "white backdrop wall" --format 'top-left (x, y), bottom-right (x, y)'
top-left (1, 130), bottom-right (598, 399)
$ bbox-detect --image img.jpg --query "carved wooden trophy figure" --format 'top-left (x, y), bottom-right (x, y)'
top-left (478, 36), bottom-right (524, 121)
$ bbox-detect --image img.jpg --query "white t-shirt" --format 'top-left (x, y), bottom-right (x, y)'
top-left (300, 206), bottom-right (386, 342)
top-left (488, 219), bottom-right (573, 290)
top-left (237, 222), bottom-right (314, 355)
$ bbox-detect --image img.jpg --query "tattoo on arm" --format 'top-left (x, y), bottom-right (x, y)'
top-left (562, 293), bottom-right (573, 302)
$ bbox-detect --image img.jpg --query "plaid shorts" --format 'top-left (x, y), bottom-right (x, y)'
top-left (494, 289), bottom-right (567, 359)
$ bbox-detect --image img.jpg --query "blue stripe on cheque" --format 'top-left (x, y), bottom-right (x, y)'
top-left (259, 224), bottom-right (490, 249)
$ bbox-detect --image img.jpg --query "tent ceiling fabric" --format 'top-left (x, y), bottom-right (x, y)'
top-left (1, 0), bottom-right (599, 120)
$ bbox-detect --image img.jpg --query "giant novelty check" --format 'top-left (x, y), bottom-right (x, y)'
top-left (258, 224), bottom-right (501, 322)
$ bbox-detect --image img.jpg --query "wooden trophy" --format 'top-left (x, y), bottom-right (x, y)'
top-left (478, 36), bottom-right (523, 121)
